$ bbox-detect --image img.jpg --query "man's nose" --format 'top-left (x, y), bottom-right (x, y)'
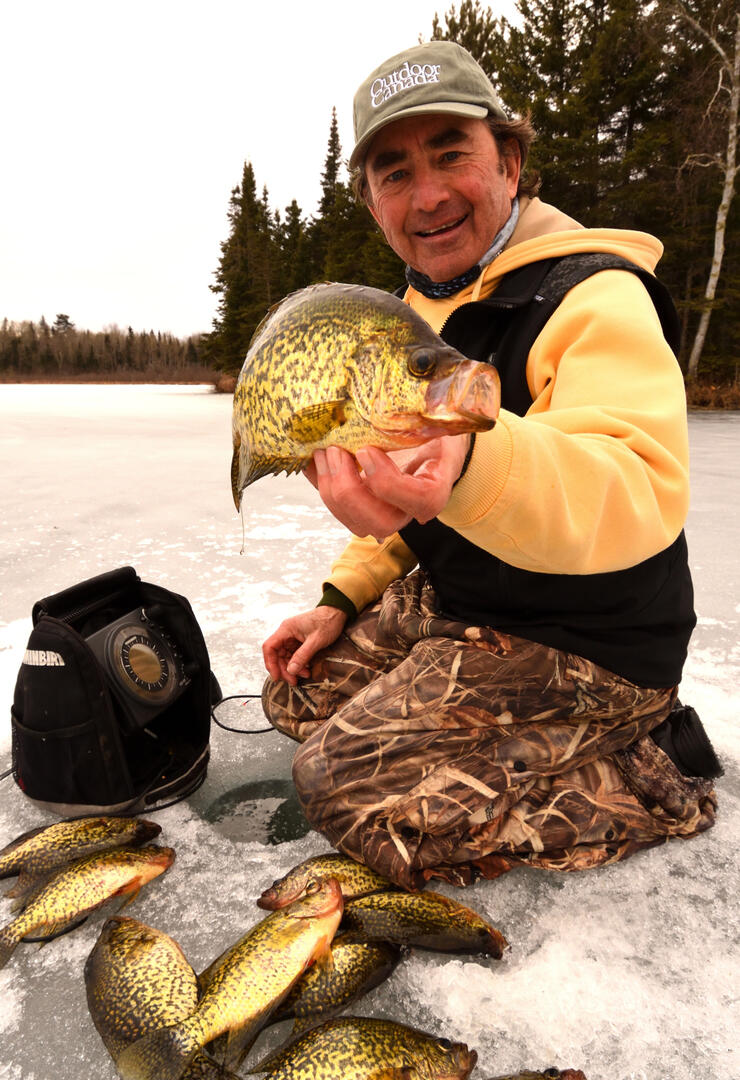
top-left (410, 163), bottom-right (450, 213)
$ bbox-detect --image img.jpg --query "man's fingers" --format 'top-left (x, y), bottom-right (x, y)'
top-left (357, 446), bottom-right (442, 519)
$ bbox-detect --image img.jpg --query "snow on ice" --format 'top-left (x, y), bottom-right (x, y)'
top-left (0, 385), bottom-right (737, 1080)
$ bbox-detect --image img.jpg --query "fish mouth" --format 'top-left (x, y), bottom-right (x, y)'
top-left (421, 359), bottom-right (501, 431)
top-left (459, 1047), bottom-right (478, 1078)
top-left (135, 820), bottom-right (163, 843)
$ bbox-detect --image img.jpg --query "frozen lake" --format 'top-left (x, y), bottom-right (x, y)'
top-left (0, 384), bottom-right (737, 1080)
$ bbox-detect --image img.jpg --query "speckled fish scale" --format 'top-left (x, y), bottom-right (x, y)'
top-left (340, 889), bottom-right (508, 957)
top-left (249, 1015), bottom-right (478, 1079)
top-left (0, 845), bottom-right (174, 969)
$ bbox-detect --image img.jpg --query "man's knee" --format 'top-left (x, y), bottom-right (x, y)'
top-left (261, 676), bottom-right (328, 743)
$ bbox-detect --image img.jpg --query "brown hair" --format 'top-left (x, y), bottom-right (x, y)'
top-left (351, 112), bottom-right (541, 204)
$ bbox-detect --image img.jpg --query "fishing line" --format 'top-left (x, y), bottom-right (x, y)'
top-left (211, 693), bottom-right (273, 734)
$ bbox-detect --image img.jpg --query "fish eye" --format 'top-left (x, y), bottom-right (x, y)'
top-left (437, 1038), bottom-right (454, 1050)
top-left (408, 351), bottom-right (437, 378)
top-left (304, 878), bottom-right (321, 895)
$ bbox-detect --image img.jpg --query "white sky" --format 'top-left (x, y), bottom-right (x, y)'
top-left (1, 0), bottom-right (517, 341)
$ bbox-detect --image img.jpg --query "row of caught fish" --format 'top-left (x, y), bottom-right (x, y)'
top-left (112, 851), bottom-right (512, 1080)
top-left (0, 816), bottom-right (586, 1079)
top-left (87, 914), bottom-right (582, 1080)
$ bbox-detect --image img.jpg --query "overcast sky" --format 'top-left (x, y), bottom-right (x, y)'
top-left (1, 0), bottom-right (518, 340)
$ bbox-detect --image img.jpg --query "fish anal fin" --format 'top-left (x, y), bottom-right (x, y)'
top-left (287, 400), bottom-right (347, 444)
top-left (373, 1068), bottom-right (419, 1080)
top-left (240, 454), bottom-right (310, 490)
top-left (23, 914), bottom-right (89, 943)
top-left (224, 1014), bottom-right (270, 1071)
top-left (231, 439), bottom-right (241, 510)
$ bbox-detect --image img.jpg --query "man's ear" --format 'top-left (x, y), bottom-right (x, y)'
top-left (502, 138), bottom-right (521, 198)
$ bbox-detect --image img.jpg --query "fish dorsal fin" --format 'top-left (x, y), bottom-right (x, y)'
top-left (287, 400), bottom-right (347, 444)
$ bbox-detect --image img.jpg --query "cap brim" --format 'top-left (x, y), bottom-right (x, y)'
top-left (349, 102), bottom-right (489, 170)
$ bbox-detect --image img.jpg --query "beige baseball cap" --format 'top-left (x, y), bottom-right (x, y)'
top-left (350, 41), bottom-right (508, 170)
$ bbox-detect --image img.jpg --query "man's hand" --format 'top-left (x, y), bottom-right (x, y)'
top-left (305, 434), bottom-right (471, 540)
top-left (262, 605), bottom-right (348, 686)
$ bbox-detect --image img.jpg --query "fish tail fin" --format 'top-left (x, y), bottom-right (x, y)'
top-left (0, 923), bottom-right (20, 969)
top-left (116, 1019), bottom-right (200, 1080)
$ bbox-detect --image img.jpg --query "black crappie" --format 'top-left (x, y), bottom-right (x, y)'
top-left (341, 889), bottom-right (508, 957)
top-left (85, 916), bottom-right (238, 1079)
top-left (271, 937), bottom-right (402, 1034)
top-left (117, 877), bottom-right (344, 1080)
top-left (0, 845), bottom-right (174, 969)
top-left (258, 852), bottom-right (395, 910)
top-left (0, 816), bottom-right (161, 897)
top-left (249, 1015), bottom-right (478, 1079)
top-left (231, 282), bottom-right (500, 507)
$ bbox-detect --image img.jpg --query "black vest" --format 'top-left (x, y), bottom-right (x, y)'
top-left (400, 255), bottom-right (696, 688)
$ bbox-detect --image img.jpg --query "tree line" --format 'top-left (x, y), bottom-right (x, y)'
top-left (2, 1), bottom-right (736, 387)
top-left (0, 314), bottom-right (207, 381)
top-left (205, 0), bottom-right (738, 386)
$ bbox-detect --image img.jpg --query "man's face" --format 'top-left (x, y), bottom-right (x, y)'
top-left (364, 114), bottom-right (521, 282)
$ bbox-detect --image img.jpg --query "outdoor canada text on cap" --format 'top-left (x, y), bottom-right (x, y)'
top-left (349, 41), bottom-right (508, 170)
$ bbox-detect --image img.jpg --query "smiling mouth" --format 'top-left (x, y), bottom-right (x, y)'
top-left (416, 214), bottom-right (467, 237)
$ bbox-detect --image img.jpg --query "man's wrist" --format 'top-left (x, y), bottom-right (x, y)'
top-left (317, 585), bottom-right (357, 621)
top-left (454, 434), bottom-right (476, 486)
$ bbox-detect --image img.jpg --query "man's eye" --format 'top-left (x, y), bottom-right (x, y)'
top-left (442, 150), bottom-right (461, 162)
top-left (385, 169), bottom-right (406, 184)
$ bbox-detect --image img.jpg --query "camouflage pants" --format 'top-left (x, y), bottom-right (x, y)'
top-left (263, 570), bottom-right (717, 890)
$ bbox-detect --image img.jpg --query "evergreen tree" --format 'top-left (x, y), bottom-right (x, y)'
top-left (204, 162), bottom-right (280, 374)
top-left (278, 200), bottom-right (313, 294)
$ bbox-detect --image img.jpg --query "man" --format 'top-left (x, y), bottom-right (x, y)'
top-left (261, 41), bottom-right (719, 890)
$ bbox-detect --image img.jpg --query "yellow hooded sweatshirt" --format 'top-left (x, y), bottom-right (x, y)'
top-left (324, 197), bottom-right (690, 616)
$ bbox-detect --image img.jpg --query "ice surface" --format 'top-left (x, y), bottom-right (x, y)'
top-left (0, 386), bottom-right (737, 1080)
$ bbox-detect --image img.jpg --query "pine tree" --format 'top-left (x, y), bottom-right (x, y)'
top-left (204, 162), bottom-right (280, 374)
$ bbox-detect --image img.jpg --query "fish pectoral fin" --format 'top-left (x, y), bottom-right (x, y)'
top-left (112, 880), bottom-right (143, 910)
top-left (311, 934), bottom-right (336, 972)
top-left (287, 400), bottom-right (347, 444)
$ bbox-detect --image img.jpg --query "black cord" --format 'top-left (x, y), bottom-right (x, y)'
top-left (0, 695), bottom-right (272, 788)
top-left (210, 694), bottom-right (273, 734)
